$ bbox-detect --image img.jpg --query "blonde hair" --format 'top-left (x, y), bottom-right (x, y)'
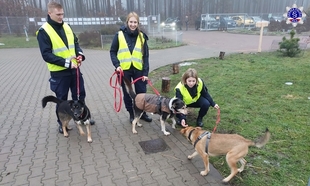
top-left (47, 1), bottom-right (62, 12)
top-left (126, 12), bottom-right (144, 60)
top-left (181, 68), bottom-right (198, 84)
top-left (126, 12), bottom-right (140, 25)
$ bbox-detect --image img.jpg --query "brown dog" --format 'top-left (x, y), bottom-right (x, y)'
top-left (180, 126), bottom-right (270, 183)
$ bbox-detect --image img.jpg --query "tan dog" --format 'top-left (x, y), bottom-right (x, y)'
top-left (180, 126), bottom-right (270, 183)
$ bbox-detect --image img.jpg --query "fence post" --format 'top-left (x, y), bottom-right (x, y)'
top-left (6, 17), bottom-right (11, 34)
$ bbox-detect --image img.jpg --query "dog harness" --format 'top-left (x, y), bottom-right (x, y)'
top-left (189, 129), bottom-right (212, 154)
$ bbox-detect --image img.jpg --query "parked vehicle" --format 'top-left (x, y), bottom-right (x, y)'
top-left (231, 15), bottom-right (255, 27)
top-left (251, 16), bottom-right (269, 23)
top-left (270, 16), bottom-right (284, 22)
top-left (195, 15), bottom-right (219, 30)
top-left (251, 16), bottom-right (270, 27)
top-left (161, 17), bottom-right (182, 31)
top-left (196, 15), bottom-right (219, 30)
top-left (218, 16), bottom-right (237, 29)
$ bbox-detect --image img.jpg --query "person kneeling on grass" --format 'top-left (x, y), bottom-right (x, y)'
top-left (174, 68), bottom-right (220, 127)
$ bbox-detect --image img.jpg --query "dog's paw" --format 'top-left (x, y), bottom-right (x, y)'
top-left (187, 155), bottom-right (193, 160)
top-left (163, 131), bottom-right (170, 135)
top-left (137, 123), bottom-right (142, 127)
top-left (238, 168), bottom-right (244, 173)
top-left (222, 178), bottom-right (230, 184)
top-left (87, 138), bottom-right (93, 143)
top-left (200, 170), bottom-right (208, 176)
top-left (132, 130), bottom-right (138, 134)
top-left (63, 133), bottom-right (69, 137)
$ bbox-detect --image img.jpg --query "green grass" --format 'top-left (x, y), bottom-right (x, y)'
top-left (148, 51), bottom-right (310, 186)
top-left (0, 35), bottom-right (38, 48)
top-left (0, 34), bottom-right (184, 50)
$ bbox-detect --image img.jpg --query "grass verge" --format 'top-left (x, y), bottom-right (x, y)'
top-left (148, 51), bottom-right (310, 186)
top-left (0, 34), bottom-right (184, 50)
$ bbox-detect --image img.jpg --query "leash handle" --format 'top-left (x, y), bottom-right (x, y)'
top-left (132, 76), bottom-right (160, 96)
top-left (109, 70), bottom-right (123, 112)
top-left (212, 109), bottom-right (221, 133)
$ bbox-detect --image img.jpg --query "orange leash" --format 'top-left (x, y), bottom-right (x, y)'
top-left (132, 77), bottom-right (160, 96)
top-left (212, 109), bottom-right (221, 133)
top-left (109, 70), bottom-right (124, 112)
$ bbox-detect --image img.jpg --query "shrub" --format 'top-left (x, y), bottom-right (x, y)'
top-left (78, 30), bottom-right (101, 47)
top-left (100, 25), bottom-right (120, 35)
top-left (278, 29), bottom-right (301, 57)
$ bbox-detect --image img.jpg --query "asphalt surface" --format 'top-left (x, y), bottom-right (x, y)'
top-left (0, 30), bottom-right (284, 186)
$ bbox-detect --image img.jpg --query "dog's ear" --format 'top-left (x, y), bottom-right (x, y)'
top-left (180, 128), bottom-right (186, 134)
top-left (68, 100), bottom-right (75, 107)
top-left (77, 100), bottom-right (85, 105)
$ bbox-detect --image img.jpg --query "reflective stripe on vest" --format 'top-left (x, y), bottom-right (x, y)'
top-left (117, 31), bottom-right (144, 70)
top-left (175, 78), bottom-right (203, 105)
top-left (38, 22), bottom-right (76, 71)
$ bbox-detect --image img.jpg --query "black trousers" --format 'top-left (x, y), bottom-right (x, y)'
top-left (120, 66), bottom-right (147, 112)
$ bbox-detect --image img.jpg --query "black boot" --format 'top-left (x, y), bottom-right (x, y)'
top-left (128, 110), bottom-right (134, 123)
top-left (196, 117), bottom-right (203, 127)
top-left (141, 112), bottom-right (152, 122)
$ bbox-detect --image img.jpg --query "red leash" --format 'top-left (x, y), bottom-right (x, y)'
top-left (109, 70), bottom-right (124, 112)
top-left (131, 77), bottom-right (160, 96)
top-left (212, 109), bottom-right (221, 133)
top-left (75, 56), bottom-right (82, 99)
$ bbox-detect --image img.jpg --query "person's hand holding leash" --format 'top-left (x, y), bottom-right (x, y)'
top-left (116, 66), bottom-right (122, 72)
top-left (214, 104), bottom-right (220, 109)
top-left (142, 76), bottom-right (148, 82)
top-left (76, 55), bottom-right (83, 66)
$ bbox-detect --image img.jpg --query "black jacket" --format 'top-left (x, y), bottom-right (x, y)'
top-left (175, 79), bottom-right (216, 121)
top-left (110, 26), bottom-right (149, 76)
top-left (37, 15), bottom-right (85, 77)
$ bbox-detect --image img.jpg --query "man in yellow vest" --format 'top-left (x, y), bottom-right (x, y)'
top-left (37, 2), bottom-right (94, 134)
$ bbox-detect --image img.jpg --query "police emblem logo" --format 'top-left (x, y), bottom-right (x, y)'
top-left (283, 3), bottom-right (306, 27)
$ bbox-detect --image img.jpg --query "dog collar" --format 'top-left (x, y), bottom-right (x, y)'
top-left (168, 98), bottom-right (177, 113)
top-left (188, 128), bottom-right (196, 142)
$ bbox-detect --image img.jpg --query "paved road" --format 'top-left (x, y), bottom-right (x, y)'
top-left (0, 31), bottom-right (283, 186)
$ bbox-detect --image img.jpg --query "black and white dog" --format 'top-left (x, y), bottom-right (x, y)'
top-left (123, 78), bottom-right (188, 135)
top-left (42, 95), bottom-right (93, 143)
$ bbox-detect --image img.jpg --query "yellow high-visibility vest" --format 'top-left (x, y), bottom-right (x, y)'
top-left (175, 78), bottom-right (203, 105)
top-left (37, 22), bottom-right (76, 71)
top-left (117, 31), bottom-right (144, 70)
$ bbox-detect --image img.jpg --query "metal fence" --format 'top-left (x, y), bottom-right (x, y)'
top-left (0, 16), bottom-right (162, 35)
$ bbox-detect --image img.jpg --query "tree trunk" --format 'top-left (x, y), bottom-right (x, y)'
top-left (161, 77), bottom-right (171, 93)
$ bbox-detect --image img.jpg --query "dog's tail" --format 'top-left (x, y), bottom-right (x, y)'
top-left (253, 128), bottom-right (271, 148)
top-left (42, 95), bottom-right (62, 108)
top-left (123, 77), bottom-right (136, 99)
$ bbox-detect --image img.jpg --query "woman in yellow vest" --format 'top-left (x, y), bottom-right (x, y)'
top-left (175, 68), bottom-right (220, 127)
top-left (110, 12), bottom-right (152, 123)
